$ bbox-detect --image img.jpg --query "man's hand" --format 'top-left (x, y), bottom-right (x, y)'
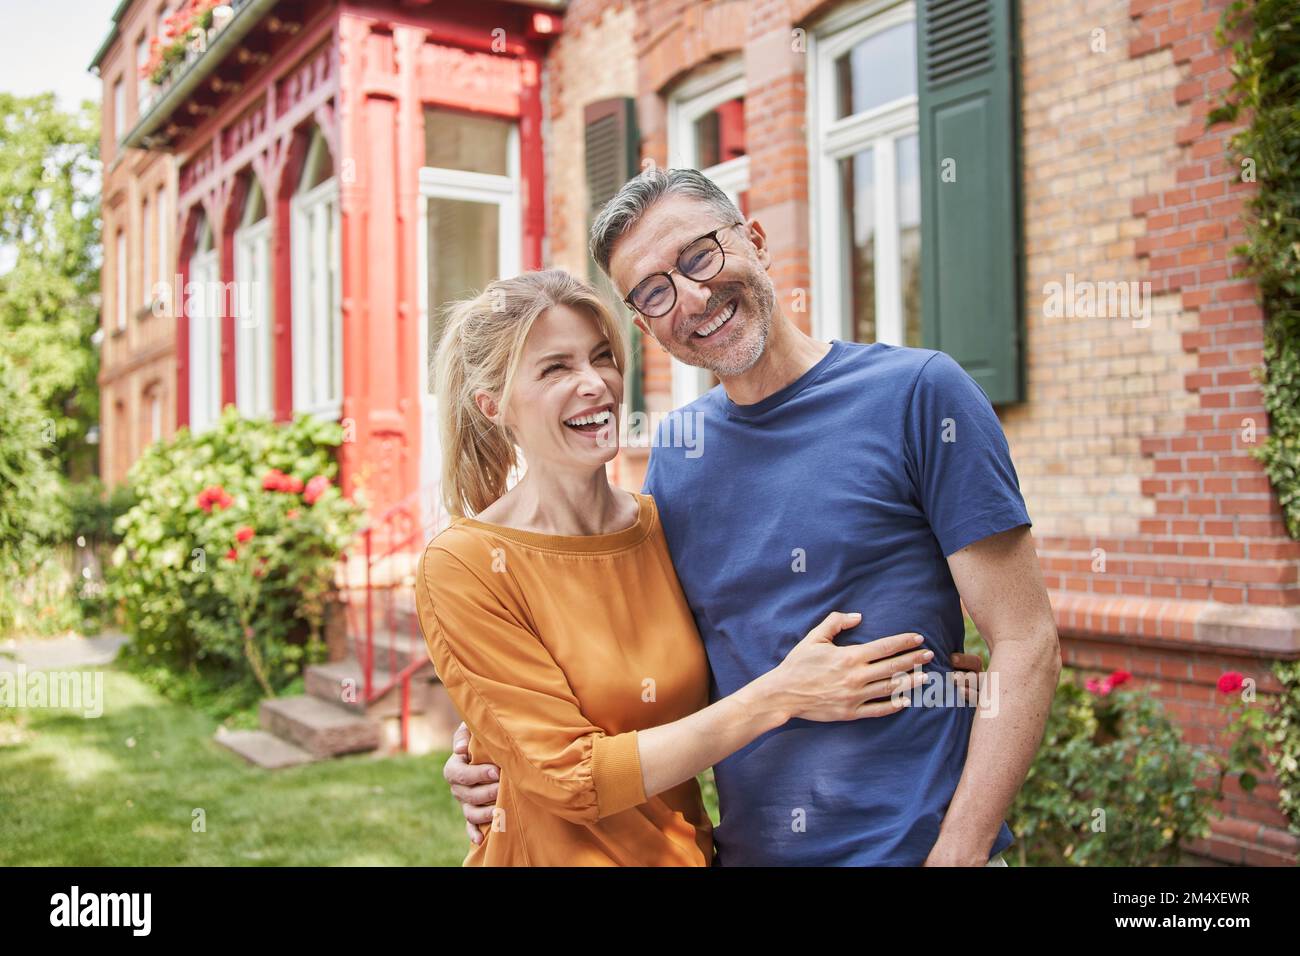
top-left (442, 721), bottom-right (500, 846)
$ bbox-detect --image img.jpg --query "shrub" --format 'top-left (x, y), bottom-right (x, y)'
top-left (1268, 660), bottom-right (1300, 851)
top-left (1010, 675), bottom-right (1215, 866)
top-left (963, 621), bottom-right (1223, 865)
top-left (110, 407), bottom-right (363, 701)
top-left (0, 349), bottom-right (70, 635)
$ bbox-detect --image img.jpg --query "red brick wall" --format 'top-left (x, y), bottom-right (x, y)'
top-left (577, 0), bottom-right (1300, 864)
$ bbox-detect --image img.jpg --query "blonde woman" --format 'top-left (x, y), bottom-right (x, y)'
top-left (415, 269), bottom-right (935, 866)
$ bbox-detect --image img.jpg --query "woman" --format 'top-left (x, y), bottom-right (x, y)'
top-left (415, 269), bottom-right (934, 866)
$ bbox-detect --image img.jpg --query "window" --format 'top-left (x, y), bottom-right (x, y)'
top-left (150, 388), bottom-right (162, 442)
top-left (667, 59), bottom-right (749, 406)
top-left (115, 229), bottom-right (127, 330)
top-left (114, 399), bottom-right (129, 482)
top-left (809, 1), bottom-right (921, 347)
top-left (156, 185), bottom-right (168, 295)
top-left (136, 35), bottom-right (150, 114)
top-left (290, 127), bottom-right (342, 420)
top-left (234, 177), bottom-right (274, 417)
top-left (141, 196), bottom-right (152, 308)
top-left (187, 216), bottom-right (221, 432)
top-left (113, 77), bottom-right (126, 143)
top-left (142, 382), bottom-right (163, 446)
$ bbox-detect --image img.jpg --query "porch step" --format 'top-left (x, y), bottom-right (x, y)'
top-left (213, 728), bottom-right (318, 769)
top-left (304, 657), bottom-right (435, 717)
top-left (357, 625), bottom-right (426, 664)
top-left (259, 695), bottom-right (382, 758)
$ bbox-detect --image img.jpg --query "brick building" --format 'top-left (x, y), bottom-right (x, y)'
top-left (549, 0), bottom-right (1298, 866)
top-left (93, 0), bottom-right (1298, 862)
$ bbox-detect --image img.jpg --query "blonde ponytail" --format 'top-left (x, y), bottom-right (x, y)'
top-left (433, 270), bottom-right (628, 518)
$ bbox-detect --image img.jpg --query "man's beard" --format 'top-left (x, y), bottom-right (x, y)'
top-left (663, 269), bottom-right (777, 379)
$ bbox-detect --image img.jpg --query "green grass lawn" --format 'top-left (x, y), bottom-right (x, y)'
top-left (0, 666), bottom-right (475, 866)
top-left (0, 665), bottom-right (723, 866)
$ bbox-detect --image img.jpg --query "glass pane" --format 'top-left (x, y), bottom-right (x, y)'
top-left (424, 108), bottom-right (511, 175)
top-left (839, 149), bottom-right (875, 343)
top-left (834, 22), bottom-right (917, 119)
top-left (693, 97), bottom-right (745, 169)
top-left (897, 133), bottom-right (922, 348)
top-left (426, 197), bottom-right (500, 388)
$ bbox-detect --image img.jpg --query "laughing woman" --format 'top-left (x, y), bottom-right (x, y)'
top-left (415, 269), bottom-right (931, 866)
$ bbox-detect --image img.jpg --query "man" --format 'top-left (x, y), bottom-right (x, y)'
top-left (443, 167), bottom-right (1061, 866)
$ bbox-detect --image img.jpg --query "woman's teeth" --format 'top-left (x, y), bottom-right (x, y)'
top-left (694, 300), bottom-right (737, 338)
top-left (564, 409), bottom-right (612, 430)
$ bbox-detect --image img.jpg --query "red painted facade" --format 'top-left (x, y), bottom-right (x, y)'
top-left (112, 0), bottom-right (556, 519)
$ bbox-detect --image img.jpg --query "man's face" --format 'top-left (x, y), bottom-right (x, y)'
top-left (608, 194), bottom-right (777, 378)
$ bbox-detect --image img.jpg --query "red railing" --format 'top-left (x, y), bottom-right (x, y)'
top-left (338, 485), bottom-right (447, 751)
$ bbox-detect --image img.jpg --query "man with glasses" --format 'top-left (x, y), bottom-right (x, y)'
top-left (443, 167), bottom-right (1061, 866)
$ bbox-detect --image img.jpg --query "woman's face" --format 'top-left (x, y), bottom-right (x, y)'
top-left (482, 304), bottom-right (623, 474)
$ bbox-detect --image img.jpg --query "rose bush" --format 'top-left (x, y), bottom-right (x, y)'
top-left (110, 407), bottom-right (363, 703)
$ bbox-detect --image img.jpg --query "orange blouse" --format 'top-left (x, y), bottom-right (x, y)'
top-left (415, 492), bottom-right (714, 866)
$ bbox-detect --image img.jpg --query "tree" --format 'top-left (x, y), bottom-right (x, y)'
top-left (0, 92), bottom-right (102, 479)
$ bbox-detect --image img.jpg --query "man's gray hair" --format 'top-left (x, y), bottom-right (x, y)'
top-left (589, 167), bottom-right (744, 277)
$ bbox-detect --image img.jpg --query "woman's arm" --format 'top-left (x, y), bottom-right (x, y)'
top-left (419, 545), bottom-right (932, 822)
top-left (635, 615), bottom-right (929, 797)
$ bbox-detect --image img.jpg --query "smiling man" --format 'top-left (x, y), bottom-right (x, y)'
top-left (443, 167), bottom-right (1061, 866)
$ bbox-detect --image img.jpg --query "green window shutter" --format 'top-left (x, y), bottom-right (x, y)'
top-left (584, 97), bottom-right (644, 414)
top-left (917, 0), bottom-right (1023, 404)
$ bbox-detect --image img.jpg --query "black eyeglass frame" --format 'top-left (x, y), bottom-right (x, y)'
top-left (621, 220), bottom-right (747, 318)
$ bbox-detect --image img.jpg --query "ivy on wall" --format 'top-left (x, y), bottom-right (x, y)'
top-left (1209, 1), bottom-right (1300, 539)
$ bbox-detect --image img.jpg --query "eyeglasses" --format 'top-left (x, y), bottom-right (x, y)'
top-left (623, 221), bottom-right (746, 318)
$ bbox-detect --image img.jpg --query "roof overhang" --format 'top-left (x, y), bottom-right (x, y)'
top-left (120, 0), bottom-right (282, 150)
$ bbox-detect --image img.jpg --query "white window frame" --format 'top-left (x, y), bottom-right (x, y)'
top-left (808, 0), bottom-right (919, 346)
top-left (417, 123), bottom-right (521, 520)
top-left (113, 77), bottom-right (126, 143)
top-left (188, 218), bottom-right (221, 433)
top-left (666, 58), bottom-right (750, 408)
top-left (290, 131), bottom-right (343, 421)
top-left (234, 181), bottom-right (274, 418)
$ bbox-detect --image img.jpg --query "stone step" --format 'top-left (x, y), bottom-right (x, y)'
top-left (214, 727), bottom-right (317, 769)
top-left (259, 695), bottom-right (382, 758)
top-left (304, 658), bottom-right (436, 717)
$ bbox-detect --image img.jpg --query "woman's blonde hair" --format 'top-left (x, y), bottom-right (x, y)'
top-left (434, 269), bottom-right (628, 518)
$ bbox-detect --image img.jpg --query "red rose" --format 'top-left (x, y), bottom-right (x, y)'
top-left (303, 475), bottom-right (331, 505)
top-left (224, 548), bottom-right (238, 560)
top-left (262, 470), bottom-right (287, 491)
top-left (285, 475), bottom-right (304, 494)
top-left (235, 526), bottom-right (255, 543)
top-left (1217, 671), bottom-right (1244, 695)
top-left (196, 485), bottom-right (232, 512)
top-left (1107, 669), bottom-right (1131, 689)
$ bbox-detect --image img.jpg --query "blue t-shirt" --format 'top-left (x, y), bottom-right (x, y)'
top-left (642, 340), bottom-right (1031, 866)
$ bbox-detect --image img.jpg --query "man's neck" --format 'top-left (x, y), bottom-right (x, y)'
top-left (717, 315), bottom-right (833, 407)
